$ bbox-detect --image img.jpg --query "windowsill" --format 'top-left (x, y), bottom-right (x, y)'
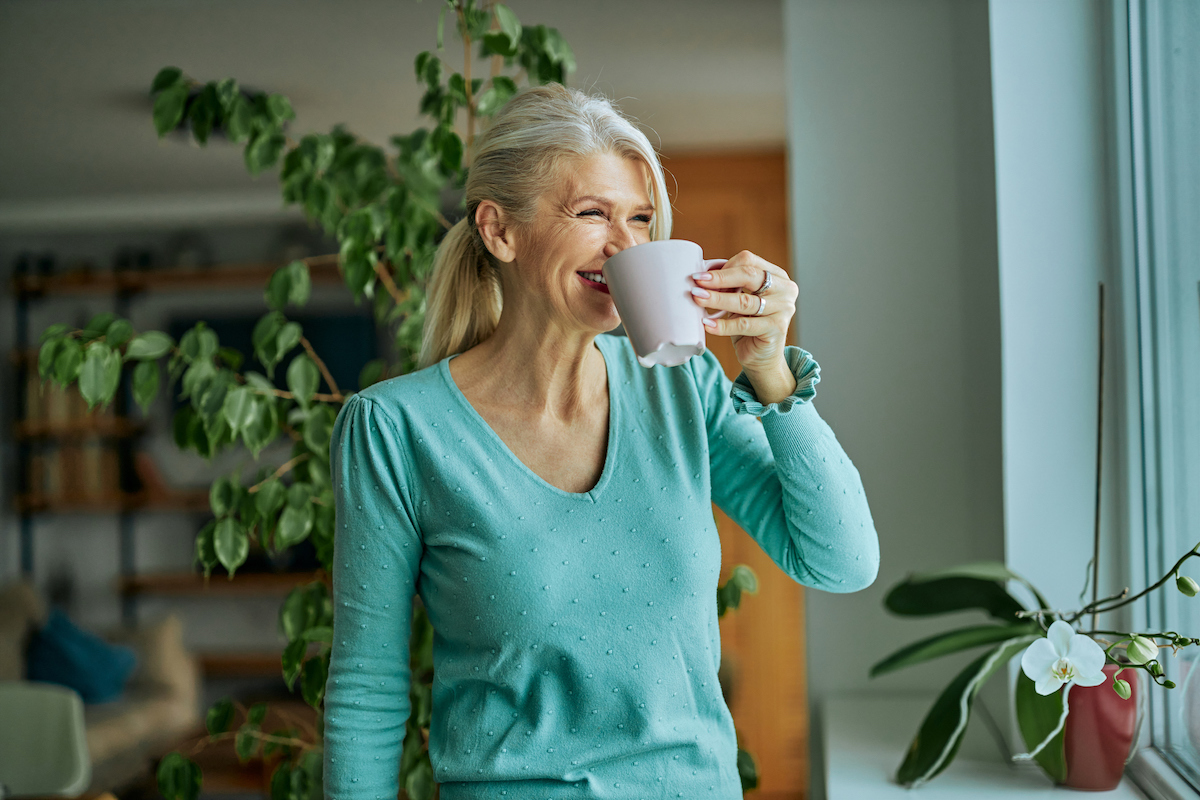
top-left (823, 695), bottom-right (1147, 799)
top-left (1127, 749), bottom-right (1200, 800)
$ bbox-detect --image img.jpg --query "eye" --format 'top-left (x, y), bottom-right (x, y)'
top-left (633, 214), bottom-right (653, 224)
top-left (578, 209), bottom-right (605, 218)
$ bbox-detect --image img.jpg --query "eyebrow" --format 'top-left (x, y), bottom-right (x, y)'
top-left (572, 195), bottom-right (655, 212)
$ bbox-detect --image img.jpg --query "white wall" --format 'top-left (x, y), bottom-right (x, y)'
top-left (783, 2), bottom-right (1003, 790)
top-left (990, 0), bottom-right (1130, 751)
top-left (990, 0), bottom-right (1126, 616)
top-left (785, 1), bottom-right (1130, 795)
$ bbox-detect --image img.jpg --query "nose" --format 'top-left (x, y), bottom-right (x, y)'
top-left (602, 220), bottom-right (639, 259)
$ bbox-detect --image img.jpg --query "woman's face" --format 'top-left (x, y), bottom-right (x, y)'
top-left (510, 151), bottom-right (655, 334)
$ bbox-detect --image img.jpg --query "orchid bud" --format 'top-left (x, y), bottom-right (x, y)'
top-left (1177, 576), bottom-right (1199, 597)
top-left (1128, 636), bottom-right (1159, 665)
top-left (1150, 661), bottom-right (1164, 677)
top-left (1164, 679), bottom-right (1177, 689)
top-left (1113, 679), bottom-right (1132, 700)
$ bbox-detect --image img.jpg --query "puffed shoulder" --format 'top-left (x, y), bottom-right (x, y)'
top-left (332, 390), bottom-right (371, 432)
top-left (331, 392), bottom-right (400, 457)
top-left (729, 345), bottom-right (821, 416)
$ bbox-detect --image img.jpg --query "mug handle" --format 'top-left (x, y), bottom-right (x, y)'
top-left (696, 258), bottom-right (730, 320)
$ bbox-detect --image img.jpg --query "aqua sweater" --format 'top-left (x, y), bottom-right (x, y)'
top-left (323, 333), bottom-right (879, 800)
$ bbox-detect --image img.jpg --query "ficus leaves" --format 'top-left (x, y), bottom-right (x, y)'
top-left (717, 564), bottom-right (759, 618)
top-left (157, 752), bottom-right (202, 800)
top-left (265, 260), bottom-right (312, 311)
top-left (278, 582), bottom-right (333, 710)
top-left (38, 315), bottom-right (176, 412)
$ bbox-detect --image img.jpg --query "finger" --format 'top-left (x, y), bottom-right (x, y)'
top-left (701, 312), bottom-right (777, 338)
top-left (692, 253), bottom-right (762, 290)
top-left (691, 286), bottom-right (770, 317)
top-left (693, 251), bottom-right (786, 290)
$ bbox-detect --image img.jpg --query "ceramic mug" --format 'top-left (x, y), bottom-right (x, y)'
top-left (601, 239), bottom-right (730, 368)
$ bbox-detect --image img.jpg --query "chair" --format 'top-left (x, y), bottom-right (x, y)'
top-left (0, 681), bottom-right (91, 798)
top-left (0, 579), bottom-right (200, 795)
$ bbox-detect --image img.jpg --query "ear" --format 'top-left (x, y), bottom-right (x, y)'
top-left (475, 201), bottom-right (517, 264)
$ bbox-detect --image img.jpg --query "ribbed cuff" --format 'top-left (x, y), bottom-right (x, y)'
top-left (729, 345), bottom-right (821, 416)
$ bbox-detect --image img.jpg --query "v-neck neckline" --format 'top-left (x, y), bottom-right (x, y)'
top-left (439, 335), bottom-right (619, 501)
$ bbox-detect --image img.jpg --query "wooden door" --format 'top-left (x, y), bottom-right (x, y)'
top-left (665, 151), bottom-right (806, 799)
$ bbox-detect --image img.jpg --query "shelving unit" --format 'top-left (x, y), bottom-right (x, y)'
top-left (120, 569), bottom-right (330, 677)
top-left (119, 569), bottom-right (328, 598)
top-left (11, 256), bottom-right (342, 296)
top-left (10, 257), bottom-right (346, 675)
top-left (13, 416), bottom-right (146, 440)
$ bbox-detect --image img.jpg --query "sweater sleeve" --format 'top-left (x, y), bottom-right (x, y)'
top-left (687, 346), bottom-right (880, 592)
top-left (324, 393), bottom-right (423, 800)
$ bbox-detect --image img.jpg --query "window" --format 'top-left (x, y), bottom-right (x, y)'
top-left (1126, 0), bottom-right (1200, 794)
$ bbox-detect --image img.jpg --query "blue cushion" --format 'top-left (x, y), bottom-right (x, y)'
top-left (25, 609), bottom-right (137, 704)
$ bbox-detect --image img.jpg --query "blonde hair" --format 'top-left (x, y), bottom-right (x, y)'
top-left (417, 83), bottom-right (672, 370)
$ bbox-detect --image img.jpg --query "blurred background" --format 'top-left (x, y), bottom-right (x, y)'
top-left (1, 1), bottom-right (1197, 799)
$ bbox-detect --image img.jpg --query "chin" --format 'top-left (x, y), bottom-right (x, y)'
top-left (581, 308), bottom-right (620, 335)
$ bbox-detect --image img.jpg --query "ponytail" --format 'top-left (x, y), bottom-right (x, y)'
top-left (416, 217), bottom-right (502, 370)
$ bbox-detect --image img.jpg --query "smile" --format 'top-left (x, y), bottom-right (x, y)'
top-left (577, 272), bottom-right (610, 294)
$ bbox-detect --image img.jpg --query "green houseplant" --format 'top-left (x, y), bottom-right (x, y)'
top-left (32, 3), bottom-right (763, 798)
top-left (870, 556), bottom-right (1199, 788)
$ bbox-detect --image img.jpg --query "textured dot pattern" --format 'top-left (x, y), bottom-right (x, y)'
top-left (323, 334), bottom-right (879, 799)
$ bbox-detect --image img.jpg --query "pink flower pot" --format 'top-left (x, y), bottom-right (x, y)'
top-left (1062, 663), bottom-right (1139, 790)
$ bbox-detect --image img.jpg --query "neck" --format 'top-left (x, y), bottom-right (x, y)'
top-left (454, 308), bottom-right (608, 422)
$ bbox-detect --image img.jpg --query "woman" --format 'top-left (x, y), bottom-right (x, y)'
top-left (324, 84), bottom-right (879, 800)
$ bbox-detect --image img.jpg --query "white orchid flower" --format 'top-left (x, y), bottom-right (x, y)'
top-left (1021, 620), bottom-right (1108, 695)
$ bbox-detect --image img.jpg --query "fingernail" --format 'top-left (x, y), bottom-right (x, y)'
top-left (702, 318), bottom-right (717, 328)
top-left (690, 287), bottom-right (711, 299)
top-left (692, 273), bottom-right (712, 282)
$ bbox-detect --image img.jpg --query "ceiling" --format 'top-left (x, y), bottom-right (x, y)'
top-left (0, 0), bottom-right (784, 229)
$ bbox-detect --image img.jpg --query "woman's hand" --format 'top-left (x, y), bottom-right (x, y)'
top-left (691, 250), bottom-right (799, 404)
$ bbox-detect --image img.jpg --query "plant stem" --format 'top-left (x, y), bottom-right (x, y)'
top-left (300, 336), bottom-right (340, 397)
top-left (185, 729), bottom-right (314, 757)
top-left (373, 259), bottom-right (410, 307)
top-left (1017, 587), bottom-right (1125, 621)
top-left (458, 2), bottom-right (476, 151)
top-left (302, 252), bottom-right (341, 268)
top-left (489, 1), bottom-right (503, 81)
top-left (247, 454), bottom-right (310, 493)
top-left (265, 387), bottom-right (342, 404)
top-left (1069, 549), bottom-right (1200, 622)
top-left (1091, 282), bottom-right (1105, 631)
top-left (271, 702), bottom-right (321, 741)
top-left (1087, 630), bottom-right (1180, 640)
top-left (278, 419), bottom-right (303, 443)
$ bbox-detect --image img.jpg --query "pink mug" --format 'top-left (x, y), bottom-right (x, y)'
top-left (602, 239), bottom-right (730, 368)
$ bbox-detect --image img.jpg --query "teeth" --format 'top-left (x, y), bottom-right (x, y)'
top-left (580, 272), bottom-right (607, 285)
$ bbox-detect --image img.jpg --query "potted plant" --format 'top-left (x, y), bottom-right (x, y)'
top-left (871, 556), bottom-right (1198, 789)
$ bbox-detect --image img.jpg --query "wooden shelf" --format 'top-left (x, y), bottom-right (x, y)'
top-left (14, 416), bottom-right (145, 441)
top-left (11, 256), bottom-right (343, 298)
top-left (120, 569), bottom-right (327, 597)
top-left (15, 489), bottom-right (209, 514)
top-left (199, 650), bottom-right (286, 678)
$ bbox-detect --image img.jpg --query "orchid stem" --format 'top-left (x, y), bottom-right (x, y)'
top-left (1090, 282), bottom-right (1105, 632)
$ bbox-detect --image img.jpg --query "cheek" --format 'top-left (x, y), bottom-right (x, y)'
top-left (551, 221), bottom-right (610, 259)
